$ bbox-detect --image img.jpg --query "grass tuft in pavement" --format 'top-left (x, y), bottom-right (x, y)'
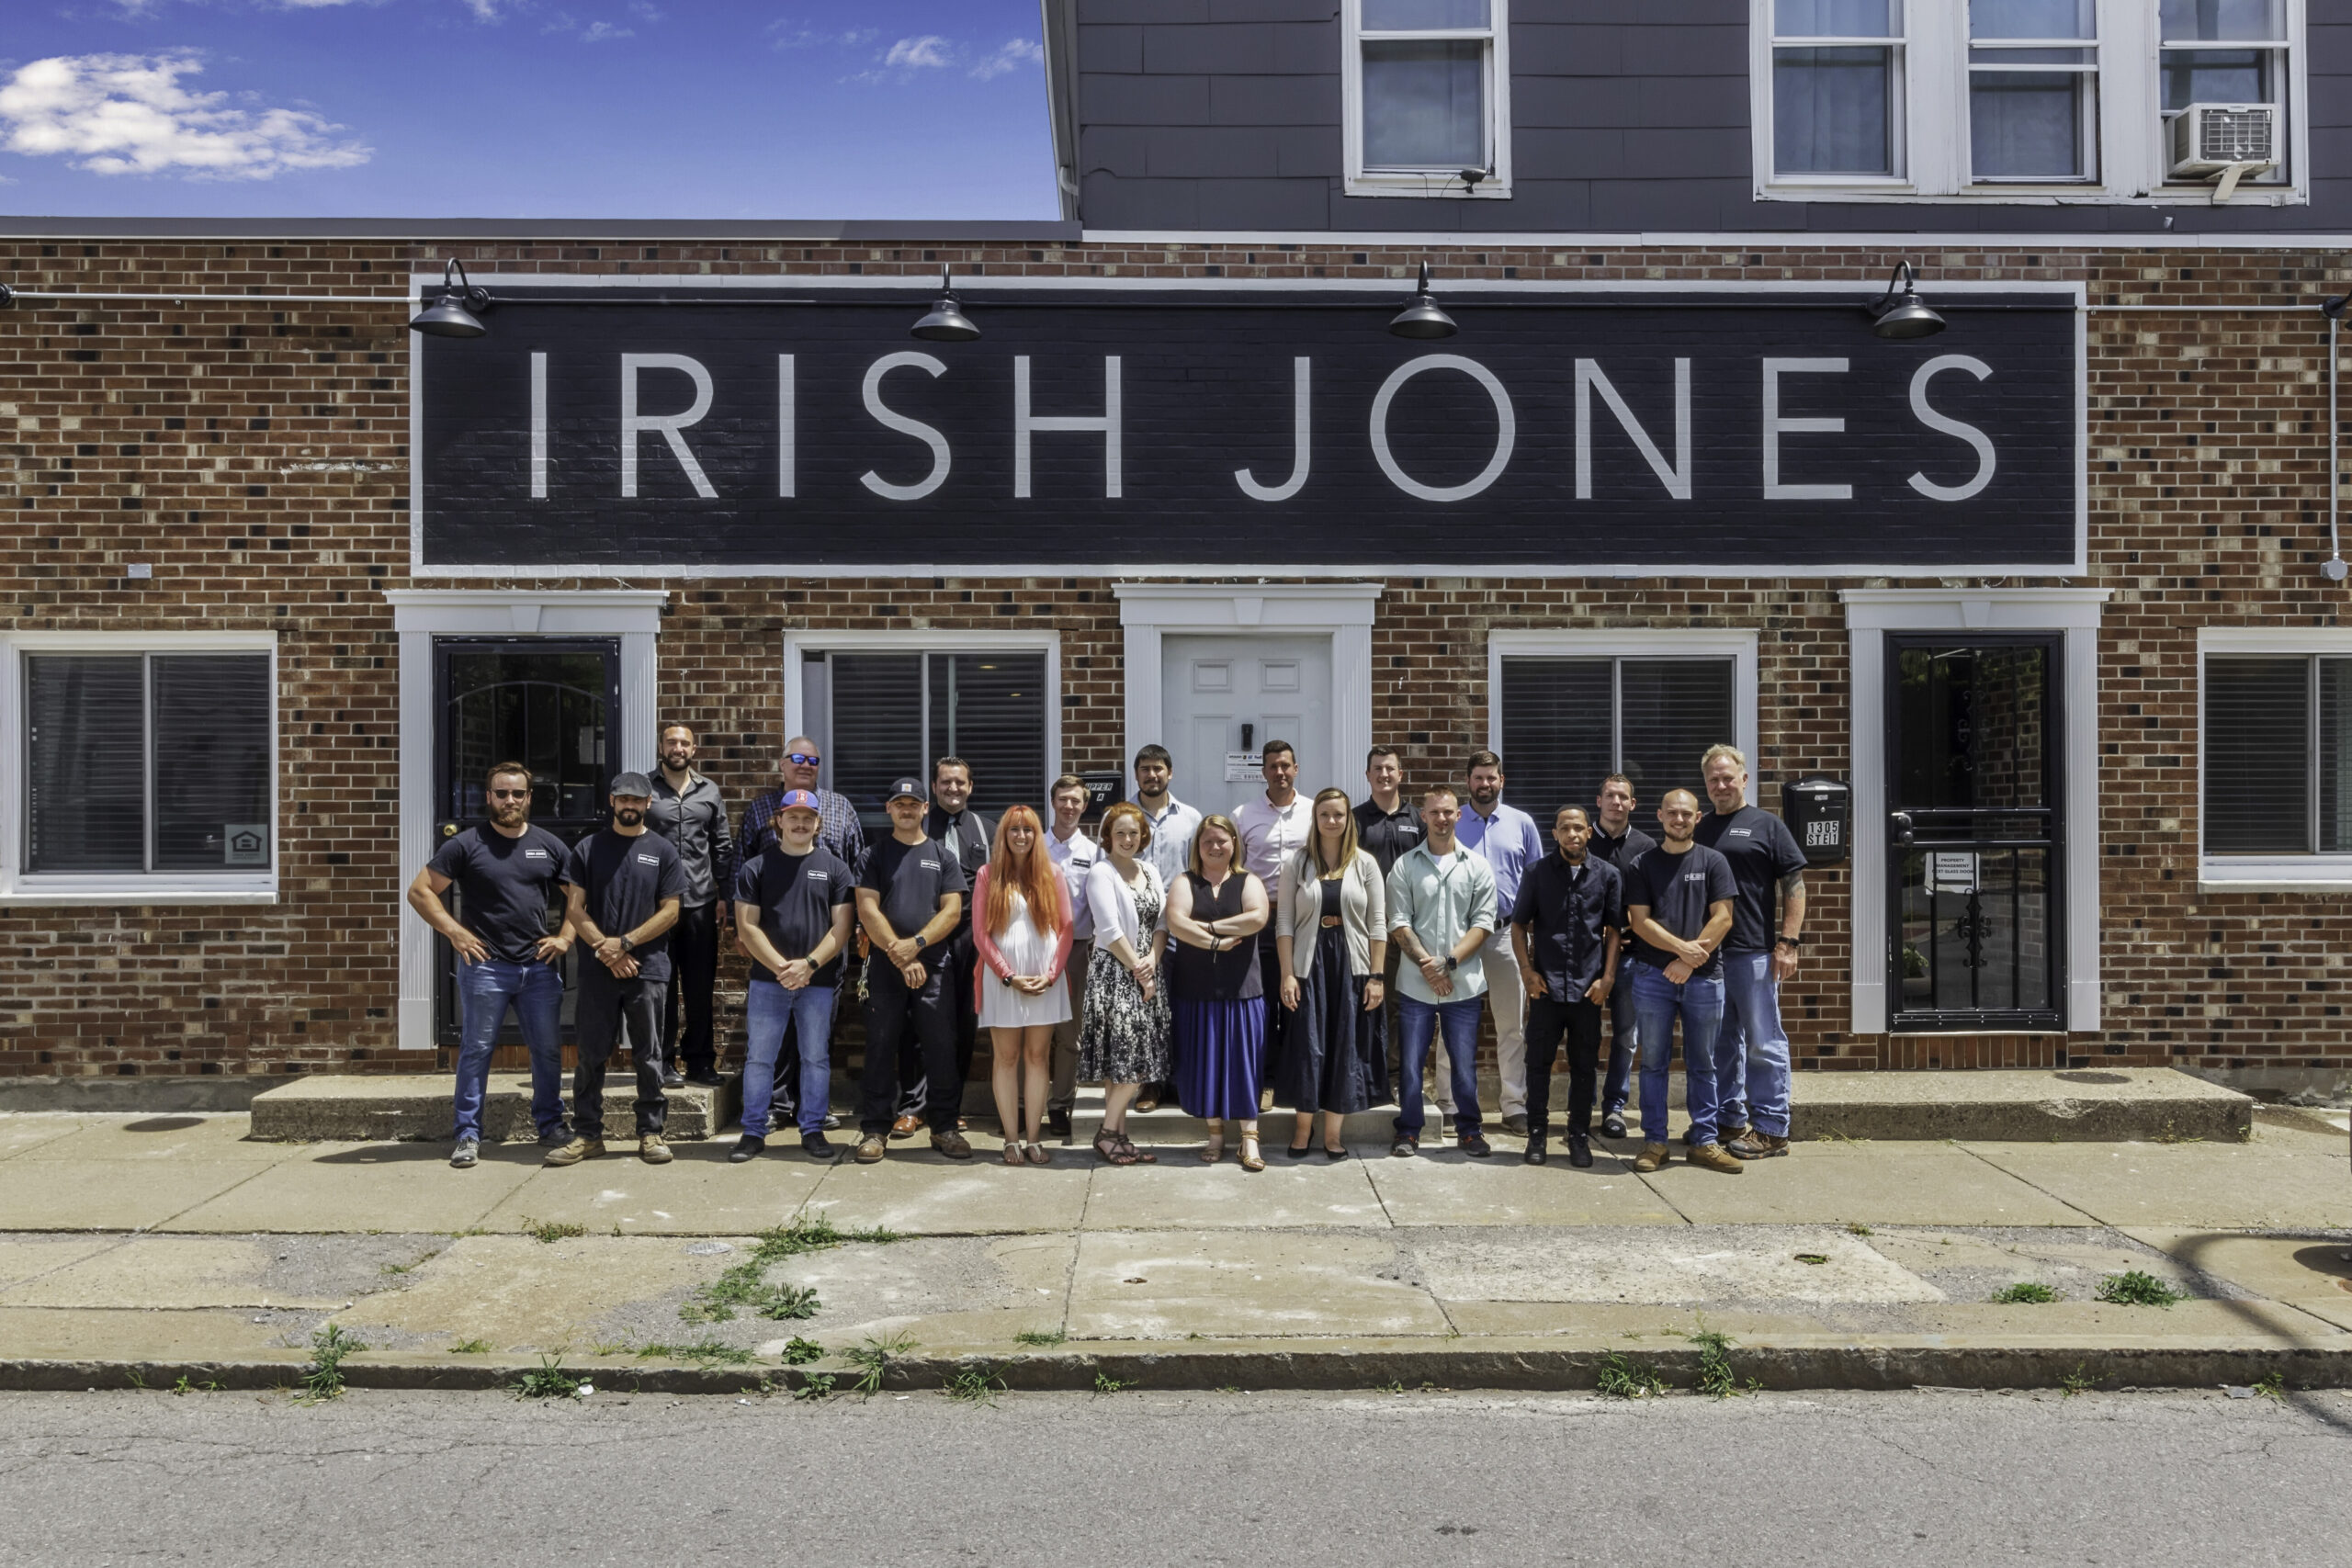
top-left (843, 1331), bottom-right (917, 1397)
top-left (945, 1362), bottom-right (1006, 1406)
top-left (300, 1325), bottom-right (367, 1403)
top-left (1989, 1281), bottom-right (2062, 1303)
top-left (778, 1337), bottom-right (827, 1366)
top-left (680, 1213), bottom-right (898, 1325)
top-left (1595, 1353), bottom-right (1667, 1400)
top-left (523, 1219), bottom-right (586, 1245)
top-left (633, 1339), bottom-right (756, 1366)
top-left (2096, 1269), bottom-right (2187, 1307)
top-left (513, 1355), bottom-right (581, 1399)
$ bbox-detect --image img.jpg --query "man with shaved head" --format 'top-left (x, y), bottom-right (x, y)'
top-left (1623, 787), bottom-right (1738, 1176)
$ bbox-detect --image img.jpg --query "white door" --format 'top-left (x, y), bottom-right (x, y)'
top-left (1160, 636), bottom-right (1334, 817)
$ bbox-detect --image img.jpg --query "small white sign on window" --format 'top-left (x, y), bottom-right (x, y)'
top-left (1928, 852), bottom-right (1976, 893)
top-left (223, 825), bottom-right (268, 866)
top-left (1224, 751), bottom-right (1263, 783)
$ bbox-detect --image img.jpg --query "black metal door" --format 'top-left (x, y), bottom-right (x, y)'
top-left (431, 638), bottom-right (621, 1046)
top-left (1885, 636), bottom-right (2065, 1032)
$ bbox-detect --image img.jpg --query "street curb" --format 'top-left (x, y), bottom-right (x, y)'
top-left (6, 1337), bottom-right (2346, 1396)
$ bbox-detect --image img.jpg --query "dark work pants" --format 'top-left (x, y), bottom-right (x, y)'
top-left (864, 961), bottom-right (959, 1137)
top-left (1256, 931), bottom-right (1287, 1090)
top-left (659, 901), bottom-right (719, 1077)
top-left (1602, 970), bottom-right (1637, 1116)
top-left (902, 930), bottom-right (978, 1118)
top-left (574, 974), bottom-right (669, 1140)
top-left (1525, 993), bottom-right (1602, 1142)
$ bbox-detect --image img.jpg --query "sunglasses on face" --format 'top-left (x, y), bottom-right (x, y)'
top-left (785, 752), bottom-right (820, 766)
top-left (489, 789), bottom-right (530, 800)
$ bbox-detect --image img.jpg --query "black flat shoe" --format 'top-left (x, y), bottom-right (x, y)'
top-left (1285, 1142), bottom-right (1314, 1160)
top-left (729, 1135), bottom-right (764, 1164)
top-left (801, 1134), bottom-right (840, 1163)
top-left (1600, 1112), bottom-right (1628, 1140)
top-left (1522, 1141), bottom-right (1548, 1167)
top-left (1567, 1136), bottom-right (1595, 1169)
top-left (684, 1070), bottom-right (722, 1088)
top-left (1322, 1145), bottom-right (1351, 1162)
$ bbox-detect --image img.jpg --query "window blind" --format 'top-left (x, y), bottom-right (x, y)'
top-left (2203, 654), bottom-right (2309, 853)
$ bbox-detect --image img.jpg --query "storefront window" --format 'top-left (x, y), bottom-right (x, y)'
top-left (808, 649), bottom-right (1048, 831)
top-left (1498, 655), bottom-right (1736, 834)
top-left (2203, 652), bottom-right (2352, 855)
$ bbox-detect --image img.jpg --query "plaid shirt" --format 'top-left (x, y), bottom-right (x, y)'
top-left (736, 785), bottom-right (867, 879)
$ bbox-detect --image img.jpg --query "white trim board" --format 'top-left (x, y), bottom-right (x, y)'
top-left (1080, 230), bottom-right (2352, 249)
top-left (780, 627), bottom-right (1064, 803)
top-left (2195, 626), bottom-right (2352, 892)
top-left (1486, 628), bottom-right (1762, 808)
top-left (1841, 588), bottom-right (2109, 1036)
top-left (1114, 584), bottom-right (1380, 796)
top-left (387, 590), bottom-right (667, 1053)
top-left (0, 630), bottom-right (280, 908)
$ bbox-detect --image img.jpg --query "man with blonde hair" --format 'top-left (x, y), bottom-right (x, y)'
top-left (1694, 743), bottom-right (1808, 1161)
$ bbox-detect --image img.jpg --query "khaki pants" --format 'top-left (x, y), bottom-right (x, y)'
top-left (1048, 938), bottom-right (1092, 1115)
top-left (1430, 941), bottom-right (1530, 1119)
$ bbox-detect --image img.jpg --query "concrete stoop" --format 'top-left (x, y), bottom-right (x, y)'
top-left (248, 1072), bottom-right (742, 1142)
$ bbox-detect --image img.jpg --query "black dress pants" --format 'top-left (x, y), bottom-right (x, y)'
top-left (901, 930), bottom-right (978, 1118)
top-left (863, 961), bottom-right (959, 1137)
top-left (659, 901), bottom-right (719, 1076)
top-left (575, 974), bottom-right (669, 1140)
top-left (1524, 993), bottom-right (1602, 1141)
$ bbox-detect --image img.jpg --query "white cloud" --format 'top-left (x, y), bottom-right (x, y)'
top-left (881, 35), bottom-right (953, 70)
top-left (968, 38), bottom-right (1044, 80)
top-left (581, 19), bottom-right (631, 40)
top-left (627, 1), bottom-right (662, 18)
top-left (770, 23), bottom-right (876, 51)
top-left (0, 52), bottom-right (370, 179)
top-left (462, 0), bottom-right (503, 19)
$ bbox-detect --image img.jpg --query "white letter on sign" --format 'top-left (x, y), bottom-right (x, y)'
top-left (860, 351), bottom-right (952, 501)
top-left (1761, 357), bottom-right (1850, 502)
top-left (1575, 358), bottom-right (1691, 501)
top-left (1906, 355), bottom-right (1997, 502)
top-left (1369, 354), bottom-right (1515, 503)
top-left (1014, 356), bottom-right (1123, 499)
top-left (1234, 357), bottom-right (1311, 502)
top-left (619, 353), bottom-right (717, 500)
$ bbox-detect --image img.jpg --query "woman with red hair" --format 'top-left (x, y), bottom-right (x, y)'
top-left (972, 804), bottom-right (1074, 1166)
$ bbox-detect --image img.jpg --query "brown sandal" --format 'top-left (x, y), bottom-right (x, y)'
top-left (1115, 1131), bottom-right (1158, 1165)
top-left (1094, 1129), bottom-right (1140, 1167)
top-left (1238, 1134), bottom-right (1265, 1173)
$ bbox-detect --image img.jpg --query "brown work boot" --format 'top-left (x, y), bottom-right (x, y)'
top-left (638, 1134), bottom-right (673, 1165)
top-left (889, 1112), bottom-right (923, 1140)
top-left (854, 1134), bottom-right (888, 1164)
top-left (544, 1136), bottom-right (604, 1167)
top-left (932, 1128), bottom-right (974, 1160)
top-left (1688, 1142), bottom-right (1745, 1174)
top-left (1632, 1142), bottom-right (1670, 1173)
top-left (1727, 1128), bottom-right (1790, 1160)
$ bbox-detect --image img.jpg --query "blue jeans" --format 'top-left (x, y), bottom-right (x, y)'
top-left (1395, 994), bottom-right (1484, 1139)
top-left (454, 958), bottom-right (565, 1142)
top-left (1629, 959), bottom-right (1724, 1148)
top-left (743, 979), bottom-right (839, 1138)
top-left (1603, 972), bottom-right (1637, 1116)
top-left (1716, 949), bottom-right (1792, 1138)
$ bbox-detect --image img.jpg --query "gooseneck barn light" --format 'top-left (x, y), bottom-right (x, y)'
top-left (1868, 261), bottom-right (1947, 340)
top-left (409, 258), bottom-right (492, 338)
top-left (910, 265), bottom-right (981, 342)
top-left (1388, 263), bottom-right (1458, 340)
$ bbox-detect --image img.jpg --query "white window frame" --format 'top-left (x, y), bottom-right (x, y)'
top-left (1485, 629), bottom-right (1761, 807)
top-left (0, 630), bottom-right (280, 907)
top-left (1750, 0), bottom-right (2310, 205)
top-left (1761, 0), bottom-right (1914, 190)
top-left (2197, 626), bottom-right (2352, 892)
top-left (1341, 0), bottom-right (1514, 199)
top-left (782, 629), bottom-right (1063, 807)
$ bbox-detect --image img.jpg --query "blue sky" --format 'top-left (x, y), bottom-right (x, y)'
top-left (0, 1), bottom-right (1058, 219)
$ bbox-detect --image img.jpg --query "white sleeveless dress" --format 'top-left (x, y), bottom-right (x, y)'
top-left (976, 891), bottom-right (1073, 1029)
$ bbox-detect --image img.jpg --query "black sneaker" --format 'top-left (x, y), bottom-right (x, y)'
top-left (536, 1125), bottom-right (574, 1148)
top-left (801, 1133), bottom-right (839, 1163)
top-left (1522, 1138), bottom-right (1548, 1167)
top-left (1047, 1107), bottom-right (1072, 1140)
top-left (1600, 1112), bottom-right (1628, 1141)
top-left (1459, 1133), bottom-right (1494, 1158)
top-left (684, 1069), bottom-right (722, 1088)
top-left (1567, 1134), bottom-right (1595, 1169)
top-left (729, 1135), bottom-right (765, 1164)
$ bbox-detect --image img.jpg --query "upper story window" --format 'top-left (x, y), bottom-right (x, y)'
top-left (1754, 1), bottom-right (2305, 203)
top-left (1343, 0), bottom-right (1512, 198)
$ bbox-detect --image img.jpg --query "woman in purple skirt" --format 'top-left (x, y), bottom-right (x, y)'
top-left (1163, 814), bottom-right (1271, 1171)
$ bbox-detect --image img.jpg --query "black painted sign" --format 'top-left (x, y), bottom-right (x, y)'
top-left (413, 284), bottom-right (2081, 572)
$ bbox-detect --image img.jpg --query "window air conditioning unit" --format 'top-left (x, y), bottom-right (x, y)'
top-left (2168, 103), bottom-right (2277, 178)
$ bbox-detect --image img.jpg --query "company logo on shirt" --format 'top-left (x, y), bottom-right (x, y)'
top-left (807, 871), bottom-right (829, 883)
top-left (1727, 828), bottom-right (1754, 838)
top-left (524, 849), bottom-right (550, 859)
top-left (636, 853), bottom-right (662, 866)
top-left (1683, 871), bottom-right (1708, 882)
top-left (919, 859), bottom-right (941, 872)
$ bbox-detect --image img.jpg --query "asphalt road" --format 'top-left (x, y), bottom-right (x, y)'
top-left (2, 1385), bottom-right (2346, 1566)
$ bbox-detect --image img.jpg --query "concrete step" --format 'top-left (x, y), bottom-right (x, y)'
top-left (1791, 1067), bottom-right (2252, 1143)
top-left (248, 1071), bottom-right (741, 1143)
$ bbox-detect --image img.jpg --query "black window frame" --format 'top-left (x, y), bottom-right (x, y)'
top-left (2201, 650), bottom-right (2352, 857)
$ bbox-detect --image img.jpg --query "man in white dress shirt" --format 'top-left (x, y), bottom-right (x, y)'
top-left (1044, 773), bottom-right (1101, 1140)
top-left (1233, 739), bottom-right (1314, 1085)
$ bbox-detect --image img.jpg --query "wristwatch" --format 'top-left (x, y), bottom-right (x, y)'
top-left (618, 934), bottom-right (635, 954)
top-left (1775, 934), bottom-right (1803, 949)
top-left (1443, 955), bottom-right (1459, 973)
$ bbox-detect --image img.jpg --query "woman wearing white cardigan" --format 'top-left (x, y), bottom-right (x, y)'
top-left (1273, 787), bottom-right (1391, 1158)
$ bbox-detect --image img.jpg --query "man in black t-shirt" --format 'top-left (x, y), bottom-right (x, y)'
top-left (408, 761), bottom-right (576, 1168)
top-left (855, 777), bottom-right (972, 1164)
top-left (1623, 788), bottom-right (1738, 1176)
top-left (1588, 773), bottom-right (1658, 1139)
top-left (903, 757), bottom-right (994, 1134)
top-left (552, 773), bottom-right (686, 1167)
top-left (732, 790), bottom-right (856, 1163)
top-left (1695, 744), bottom-right (1810, 1162)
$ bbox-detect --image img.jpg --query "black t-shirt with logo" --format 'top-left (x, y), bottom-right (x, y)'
top-left (427, 824), bottom-right (570, 964)
top-left (1625, 842), bottom-right (1736, 979)
top-left (860, 834), bottom-right (969, 966)
top-left (734, 845), bottom-right (856, 987)
top-left (1693, 805), bottom-right (1808, 953)
top-left (562, 829), bottom-right (689, 984)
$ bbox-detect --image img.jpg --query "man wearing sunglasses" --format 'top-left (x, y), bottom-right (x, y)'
top-left (408, 761), bottom-right (576, 1169)
top-left (736, 739), bottom-right (867, 1131)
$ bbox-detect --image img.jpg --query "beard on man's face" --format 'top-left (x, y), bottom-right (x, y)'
top-left (491, 798), bottom-right (528, 823)
top-left (614, 807), bottom-right (645, 828)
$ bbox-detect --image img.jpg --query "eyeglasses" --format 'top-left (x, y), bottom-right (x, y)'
top-left (489, 789), bottom-right (530, 800)
top-left (785, 752), bottom-right (820, 766)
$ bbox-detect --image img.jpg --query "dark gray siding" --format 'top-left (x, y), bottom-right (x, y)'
top-left (1074, 0), bottom-right (2351, 234)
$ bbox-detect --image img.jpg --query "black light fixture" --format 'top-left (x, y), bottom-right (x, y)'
top-left (409, 257), bottom-right (492, 338)
top-left (0, 284), bottom-right (14, 309)
top-left (910, 265), bottom-right (980, 342)
top-left (1388, 262), bottom-right (1457, 340)
top-left (1868, 260), bottom-right (1946, 340)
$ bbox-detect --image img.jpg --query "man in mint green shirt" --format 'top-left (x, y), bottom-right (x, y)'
top-left (1385, 785), bottom-right (1499, 1158)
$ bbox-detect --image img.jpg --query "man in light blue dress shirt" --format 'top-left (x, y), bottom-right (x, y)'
top-left (1454, 750), bottom-right (1547, 1136)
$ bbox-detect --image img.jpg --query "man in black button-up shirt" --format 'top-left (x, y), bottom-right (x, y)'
top-left (1354, 746), bottom-right (1425, 1110)
top-left (647, 725), bottom-right (735, 1087)
top-left (1587, 773), bottom-right (1657, 1139)
top-left (1509, 806), bottom-right (1623, 1168)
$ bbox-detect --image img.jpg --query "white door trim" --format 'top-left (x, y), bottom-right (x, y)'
top-left (385, 589), bottom-right (668, 1053)
top-left (1114, 583), bottom-right (1382, 795)
top-left (1840, 588), bottom-right (2108, 1037)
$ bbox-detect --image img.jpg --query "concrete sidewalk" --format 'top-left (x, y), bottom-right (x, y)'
top-left (0, 1102), bottom-right (2346, 1394)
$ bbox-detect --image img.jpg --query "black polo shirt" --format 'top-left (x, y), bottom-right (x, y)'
top-left (562, 829), bottom-right (689, 984)
top-left (1694, 805), bottom-right (1808, 954)
top-left (1510, 852), bottom-right (1624, 998)
top-left (734, 845), bottom-right (856, 987)
top-left (1353, 797), bottom-right (1425, 875)
top-left (427, 824), bottom-right (569, 964)
top-left (860, 834), bottom-right (968, 965)
top-left (1625, 842), bottom-right (1736, 979)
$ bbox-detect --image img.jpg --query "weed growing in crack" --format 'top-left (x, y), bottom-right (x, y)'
top-left (946, 1362), bottom-right (1006, 1405)
top-left (523, 1219), bottom-right (586, 1245)
top-left (1689, 1331), bottom-right (1757, 1399)
top-left (792, 1373), bottom-right (836, 1402)
top-left (1093, 1371), bottom-right (1136, 1394)
top-left (2096, 1269), bottom-right (2186, 1307)
top-left (2253, 1371), bottom-right (2288, 1401)
top-left (1013, 1328), bottom-right (1067, 1347)
top-left (680, 1214), bottom-right (897, 1325)
top-left (448, 1338), bottom-right (492, 1354)
top-left (300, 1325), bottom-right (367, 1403)
top-left (514, 1355), bottom-right (582, 1399)
top-left (635, 1340), bottom-right (756, 1366)
top-left (2058, 1362), bottom-right (2097, 1397)
top-left (778, 1337), bottom-right (827, 1366)
top-left (842, 1331), bottom-right (917, 1397)
top-left (1989, 1282), bottom-right (2061, 1304)
top-left (1595, 1353), bottom-right (1666, 1400)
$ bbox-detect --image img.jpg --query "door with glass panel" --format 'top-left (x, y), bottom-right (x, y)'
top-left (431, 639), bottom-right (620, 1047)
top-left (1885, 637), bottom-right (2065, 1031)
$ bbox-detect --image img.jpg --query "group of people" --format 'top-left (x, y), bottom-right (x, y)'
top-left (407, 729), bottom-right (1809, 1176)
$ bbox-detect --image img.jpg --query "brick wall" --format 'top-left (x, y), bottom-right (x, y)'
top-left (3, 236), bottom-right (2346, 1090)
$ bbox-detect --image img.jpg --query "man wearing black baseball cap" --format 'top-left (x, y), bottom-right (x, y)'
top-left (853, 776), bottom-right (971, 1163)
top-left (551, 772), bottom-right (687, 1167)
